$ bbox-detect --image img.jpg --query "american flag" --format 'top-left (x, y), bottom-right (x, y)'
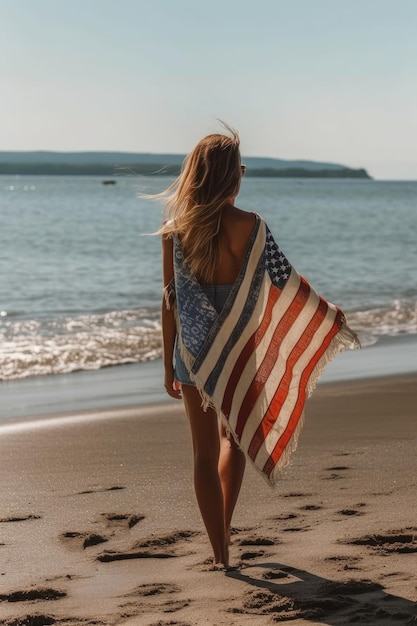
top-left (174, 217), bottom-right (359, 485)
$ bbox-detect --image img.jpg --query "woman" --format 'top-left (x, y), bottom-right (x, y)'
top-left (160, 126), bottom-right (249, 569)
top-left (159, 124), bottom-right (358, 569)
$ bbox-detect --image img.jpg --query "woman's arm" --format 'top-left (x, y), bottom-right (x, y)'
top-left (161, 235), bottom-right (182, 399)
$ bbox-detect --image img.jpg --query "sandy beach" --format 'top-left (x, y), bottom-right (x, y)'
top-left (0, 374), bottom-right (416, 625)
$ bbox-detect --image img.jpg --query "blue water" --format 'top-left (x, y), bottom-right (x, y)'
top-left (1, 175), bottom-right (416, 388)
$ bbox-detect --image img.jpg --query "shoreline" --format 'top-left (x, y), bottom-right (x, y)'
top-left (0, 372), bottom-right (416, 624)
top-left (0, 371), bottom-right (415, 433)
top-left (1, 332), bottom-right (417, 423)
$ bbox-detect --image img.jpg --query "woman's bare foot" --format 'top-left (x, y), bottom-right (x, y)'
top-left (213, 538), bottom-right (229, 569)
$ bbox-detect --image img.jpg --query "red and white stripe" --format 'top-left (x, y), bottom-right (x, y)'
top-left (193, 220), bottom-right (348, 483)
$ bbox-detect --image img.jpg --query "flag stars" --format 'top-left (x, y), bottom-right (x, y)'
top-left (265, 229), bottom-right (291, 286)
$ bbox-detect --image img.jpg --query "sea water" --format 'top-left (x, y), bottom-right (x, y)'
top-left (1, 175), bottom-right (416, 416)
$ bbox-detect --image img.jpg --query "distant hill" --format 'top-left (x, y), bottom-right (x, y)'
top-left (0, 151), bottom-right (371, 178)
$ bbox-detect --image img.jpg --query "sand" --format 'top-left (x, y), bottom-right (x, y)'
top-left (0, 374), bottom-right (416, 625)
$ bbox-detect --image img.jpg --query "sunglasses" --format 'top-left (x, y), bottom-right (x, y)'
top-left (241, 164), bottom-right (247, 176)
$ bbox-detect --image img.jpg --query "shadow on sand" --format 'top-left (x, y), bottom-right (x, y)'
top-left (226, 561), bottom-right (417, 624)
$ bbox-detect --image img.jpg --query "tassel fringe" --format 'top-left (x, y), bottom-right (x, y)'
top-left (306, 321), bottom-right (360, 399)
top-left (176, 321), bottom-right (360, 488)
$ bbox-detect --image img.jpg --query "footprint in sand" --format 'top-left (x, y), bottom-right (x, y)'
top-left (191, 557), bottom-right (223, 572)
top-left (337, 508), bottom-right (365, 517)
top-left (325, 555), bottom-right (363, 572)
top-left (239, 550), bottom-right (266, 561)
top-left (299, 504), bottom-right (322, 511)
top-left (0, 587), bottom-right (66, 602)
top-left (148, 622), bottom-right (191, 626)
top-left (322, 466), bottom-right (350, 481)
top-left (262, 569), bottom-right (290, 580)
top-left (61, 530), bottom-right (109, 549)
top-left (269, 512), bottom-right (299, 521)
top-left (97, 530), bottom-right (199, 562)
top-left (282, 525), bottom-right (311, 533)
top-left (119, 583), bottom-right (191, 624)
top-left (124, 582), bottom-right (181, 597)
top-left (237, 537), bottom-right (276, 564)
top-left (118, 582), bottom-right (185, 617)
top-left (76, 485), bottom-right (125, 495)
top-left (230, 525), bottom-right (256, 536)
top-left (149, 622), bottom-right (191, 626)
top-left (159, 600), bottom-right (191, 612)
top-left (334, 502), bottom-right (367, 519)
top-left (98, 549), bottom-right (178, 561)
top-left (380, 570), bottom-right (415, 581)
top-left (61, 513), bottom-right (144, 550)
top-left (227, 589), bottom-right (304, 620)
top-left (0, 515), bottom-right (41, 523)
top-left (343, 528), bottom-right (417, 554)
top-left (45, 573), bottom-right (79, 583)
top-left (237, 536), bottom-right (276, 547)
top-left (3, 617), bottom-right (57, 626)
top-left (102, 512), bottom-right (145, 529)
top-left (119, 595), bottom-right (190, 620)
top-left (135, 530), bottom-right (198, 550)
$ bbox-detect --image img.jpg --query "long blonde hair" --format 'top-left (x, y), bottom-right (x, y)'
top-left (158, 123), bottom-right (242, 283)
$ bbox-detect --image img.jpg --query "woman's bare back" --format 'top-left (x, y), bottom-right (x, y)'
top-left (208, 206), bottom-right (257, 285)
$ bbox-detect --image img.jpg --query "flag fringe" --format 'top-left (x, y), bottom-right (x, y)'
top-left (176, 319), bottom-right (360, 488)
top-left (307, 321), bottom-right (360, 399)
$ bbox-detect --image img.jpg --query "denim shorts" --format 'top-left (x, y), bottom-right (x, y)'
top-left (174, 284), bottom-right (233, 386)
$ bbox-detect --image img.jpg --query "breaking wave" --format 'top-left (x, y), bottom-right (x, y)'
top-left (0, 309), bottom-right (162, 381)
top-left (1, 298), bottom-right (416, 381)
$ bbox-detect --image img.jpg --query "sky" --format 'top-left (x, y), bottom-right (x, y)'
top-left (1, 0), bottom-right (416, 179)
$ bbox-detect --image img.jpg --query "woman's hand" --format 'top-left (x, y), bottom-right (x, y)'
top-left (164, 366), bottom-right (182, 400)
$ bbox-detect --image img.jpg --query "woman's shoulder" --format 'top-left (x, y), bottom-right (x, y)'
top-left (232, 206), bottom-right (256, 219)
top-left (219, 207), bottom-right (258, 255)
top-left (222, 206), bottom-right (257, 227)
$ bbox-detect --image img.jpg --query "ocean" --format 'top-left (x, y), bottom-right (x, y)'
top-left (1, 175), bottom-right (416, 418)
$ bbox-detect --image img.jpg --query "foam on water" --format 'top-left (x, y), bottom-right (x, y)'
top-left (347, 298), bottom-right (417, 347)
top-left (0, 308), bottom-right (162, 380)
top-left (1, 298), bottom-right (416, 381)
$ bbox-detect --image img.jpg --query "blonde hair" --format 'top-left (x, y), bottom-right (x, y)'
top-left (158, 123), bottom-right (241, 283)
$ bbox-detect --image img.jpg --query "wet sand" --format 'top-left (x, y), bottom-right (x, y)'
top-left (0, 374), bottom-right (416, 625)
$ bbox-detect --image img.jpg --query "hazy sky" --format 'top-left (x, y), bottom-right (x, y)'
top-left (1, 0), bottom-right (416, 179)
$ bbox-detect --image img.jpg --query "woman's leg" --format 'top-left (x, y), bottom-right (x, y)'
top-left (218, 423), bottom-right (246, 541)
top-left (181, 385), bottom-right (229, 566)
